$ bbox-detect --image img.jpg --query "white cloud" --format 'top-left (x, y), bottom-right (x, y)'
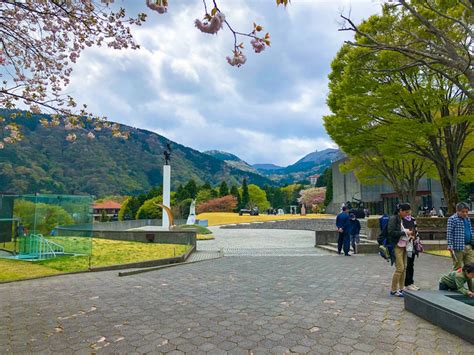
top-left (65, 0), bottom-right (380, 166)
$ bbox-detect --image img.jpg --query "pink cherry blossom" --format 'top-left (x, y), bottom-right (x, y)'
top-left (195, 12), bottom-right (226, 34)
top-left (226, 51), bottom-right (247, 67)
top-left (146, 0), bottom-right (167, 14)
top-left (66, 133), bottom-right (77, 142)
top-left (251, 38), bottom-right (265, 53)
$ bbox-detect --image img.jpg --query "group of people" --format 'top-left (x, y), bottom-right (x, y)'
top-left (335, 206), bottom-right (361, 256)
top-left (389, 202), bottom-right (473, 297)
top-left (336, 202), bottom-right (474, 298)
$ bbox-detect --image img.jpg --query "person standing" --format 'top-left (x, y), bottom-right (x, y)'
top-left (349, 213), bottom-right (361, 254)
top-left (336, 206), bottom-right (351, 256)
top-left (403, 213), bottom-right (421, 291)
top-left (447, 202), bottom-right (474, 269)
top-left (389, 203), bottom-right (414, 297)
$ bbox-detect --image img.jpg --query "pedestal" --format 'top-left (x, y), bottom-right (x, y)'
top-left (162, 165), bottom-right (171, 228)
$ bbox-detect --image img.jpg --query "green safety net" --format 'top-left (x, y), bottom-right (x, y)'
top-left (0, 194), bottom-right (93, 260)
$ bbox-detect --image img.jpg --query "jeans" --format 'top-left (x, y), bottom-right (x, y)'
top-left (351, 234), bottom-right (360, 253)
top-left (338, 231), bottom-right (350, 255)
top-left (405, 254), bottom-right (415, 286)
top-left (439, 282), bottom-right (451, 291)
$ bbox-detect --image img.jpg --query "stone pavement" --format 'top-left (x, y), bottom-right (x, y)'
top-left (1, 250), bottom-right (472, 354)
top-left (198, 227), bottom-right (328, 257)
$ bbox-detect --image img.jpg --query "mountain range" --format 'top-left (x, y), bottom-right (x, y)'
top-left (0, 111), bottom-right (340, 197)
top-left (206, 148), bottom-right (342, 184)
top-left (0, 111), bottom-right (272, 197)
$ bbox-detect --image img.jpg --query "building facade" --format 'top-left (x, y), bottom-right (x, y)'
top-left (326, 157), bottom-right (444, 215)
top-left (93, 201), bottom-right (121, 221)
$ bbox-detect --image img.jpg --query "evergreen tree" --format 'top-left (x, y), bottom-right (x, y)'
top-left (241, 178), bottom-right (250, 209)
top-left (323, 168), bottom-right (333, 207)
top-left (201, 182), bottom-right (212, 190)
top-left (184, 179), bottom-right (198, 199)
top-left (219, 181), bottom-right (229, 197)
top-left (272, 188), bottom-right (285, 209)
top-left (316, 168), bottom-right (330, 187)
top-left (175, 184), bottom-right (188, 202)
top-left (230, 184), bottom-right (241, 211)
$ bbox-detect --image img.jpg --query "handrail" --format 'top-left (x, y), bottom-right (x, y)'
top-left (19, 234), bottom-right (64, 259)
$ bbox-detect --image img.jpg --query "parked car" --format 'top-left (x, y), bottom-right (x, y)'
top-left (239, 207), bottom-right (259, 216)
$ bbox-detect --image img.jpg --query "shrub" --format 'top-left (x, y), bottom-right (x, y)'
top-left (135, 196), bottom-right (163, 220)
top-left (197, 195), bottom-right (237, 214)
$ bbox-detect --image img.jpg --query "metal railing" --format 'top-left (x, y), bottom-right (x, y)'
top-left (19, 234), bottom-right (64, 260)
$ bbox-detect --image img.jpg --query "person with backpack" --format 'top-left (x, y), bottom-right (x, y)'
top-left (349, 213), bottom-right (361, 254)
top-left (389, 203), bottom-right (415, 297)
top-left (336, 206), bottom-right (351, 256)
top-left (403, 213), bottom-right (422, 291)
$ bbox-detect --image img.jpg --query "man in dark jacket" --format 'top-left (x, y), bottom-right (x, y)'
top-left (336, 206), bottom-right (351, 256)
top-left (349, 213), bottom-right (361, 254)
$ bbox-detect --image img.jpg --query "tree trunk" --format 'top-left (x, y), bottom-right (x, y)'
top-left (437, 168), bottom-right (458, 214)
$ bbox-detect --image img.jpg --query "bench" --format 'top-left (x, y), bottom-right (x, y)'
top-left (417, 229), bottom-right (446, 241)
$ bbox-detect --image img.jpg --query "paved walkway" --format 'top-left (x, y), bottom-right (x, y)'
top-left (198, 227), bottom-right (328, 257)
top-left (0, 228), bottom-right (472, 354)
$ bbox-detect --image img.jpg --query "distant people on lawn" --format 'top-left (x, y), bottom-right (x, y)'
top-left (336, 206), bottom-right (351, 256)
top-left (388, 203), bottom-right (415, 297)
top-left (447, 202), bottom-right (474, 269)
top-left (403, 212), bottom-right (422, 291)
top-left (349, 213), bottom-right (361, 254)
top-left (439, 262), bottom-right (474, 297)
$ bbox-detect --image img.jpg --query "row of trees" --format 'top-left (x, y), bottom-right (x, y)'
top-left (325, 1), bottom-right (473, 214)
top-left (117, 176), bottom-right (331, 220)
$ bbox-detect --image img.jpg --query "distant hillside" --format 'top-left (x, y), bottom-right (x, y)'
top-left (204, 150), bottom-right (258, 174)
top-left (253, 163), bottom-right (283, 171)
top-left (0, 111), bottom-right (273, 196)
top-left (256, 148), bottom-right (341, 184)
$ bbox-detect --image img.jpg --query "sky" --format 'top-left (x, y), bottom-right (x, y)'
top-left (66, 0), bottom-right (382, 166)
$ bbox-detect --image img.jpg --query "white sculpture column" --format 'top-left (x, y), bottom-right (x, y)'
top-left (162, 164), bottom-right (171, 228)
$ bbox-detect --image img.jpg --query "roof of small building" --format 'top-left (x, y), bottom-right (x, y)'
top-left (93, 201), bottom-right (122, 209)
top-left (309, 174), bottom-right (320, 178)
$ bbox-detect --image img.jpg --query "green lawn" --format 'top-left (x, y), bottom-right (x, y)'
top-left (0, 237), bottom-right (191, 282)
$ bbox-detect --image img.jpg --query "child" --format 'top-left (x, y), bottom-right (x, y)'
top-left (403, 213), bottom-right (421, 291)
top-left (439, 263), bottom-right (474, 297)
top-left (349, 213), bottom-right (361, 254)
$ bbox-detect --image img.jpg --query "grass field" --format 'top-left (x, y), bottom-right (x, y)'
top-left (197, 212), bottom-right (332, 226)
top-left (0, 238), bottom-right (190, 282)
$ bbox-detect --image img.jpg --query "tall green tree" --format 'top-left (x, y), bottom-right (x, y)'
top-left (323, 168), bottom-right (333, 207)
top-left (315, 167), bottom-right (330, 187)
top-left (247, 184), bottom-right (270, 211)
top-left (230, 184), bottom-right (241, 210)
top-left (341, 1), bottom-right (473, 99)
top-left (219, 181), bottom-right (229, 197)
top-left (273, 188), bottom-right (285, 209)
top-left (184, 179), bottom-right (198, 199)
top-left (325, 36), bottom-right (472, 213)
top-left (240, 178), bottom-right (250, 209)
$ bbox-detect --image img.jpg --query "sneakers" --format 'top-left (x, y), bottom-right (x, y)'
top-left (407, 284), bottom-right (420, 291)
top-left (390, 290), bottom-right (404, 297)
